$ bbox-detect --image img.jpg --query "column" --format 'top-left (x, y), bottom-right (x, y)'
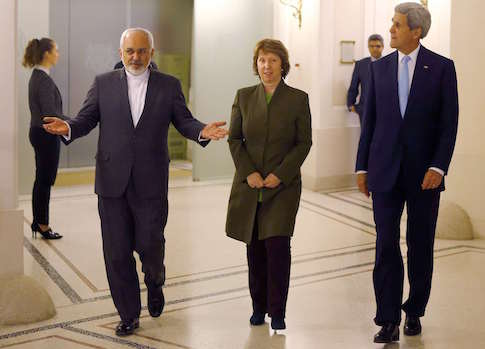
top-left (0, 0), bottom-right (55, 326)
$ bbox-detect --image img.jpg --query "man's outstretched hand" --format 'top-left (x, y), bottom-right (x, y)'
top-left (201, 121), bottom-right (228, 140)
top-left (43, 117), bottom-right (69, 136)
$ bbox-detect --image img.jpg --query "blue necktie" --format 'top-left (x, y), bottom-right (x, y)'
top-left (399, 55), bottom-right (411, 118)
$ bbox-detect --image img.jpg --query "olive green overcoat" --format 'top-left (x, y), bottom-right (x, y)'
top-left (225, 80), bottom-right (312, 244)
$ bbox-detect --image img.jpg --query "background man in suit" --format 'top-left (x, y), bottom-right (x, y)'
top-left (347, 34), bottom-right (384, 125)
top-left (43, 28), bottom-right (228, 337)
top-left (355, 3), bottom-right (458, 344)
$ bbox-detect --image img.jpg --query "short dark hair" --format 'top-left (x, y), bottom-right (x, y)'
top-left (22, 38), bottom-right (55, 68)
top-left (253, 39), bottom-right (290, 79)
top-left (368, 34), bottom-right (384, 45)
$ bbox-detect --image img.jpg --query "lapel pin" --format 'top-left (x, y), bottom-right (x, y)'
top-left (424, 65), bottom-right (429, 69)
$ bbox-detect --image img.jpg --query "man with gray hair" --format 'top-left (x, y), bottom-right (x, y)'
top-left (43, 27), bottom-right (228, 336)
top-left (355, 2), bottom-right (458, 343)
top-left (347, 34), bottom-right (384, 124)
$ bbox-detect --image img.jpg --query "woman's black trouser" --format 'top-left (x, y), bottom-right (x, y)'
top-left (246, 205), bottom-right (291, 319)
top-left (29, 126), bottom-right (60, 226)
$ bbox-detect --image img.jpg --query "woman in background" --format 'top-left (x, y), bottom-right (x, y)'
top-left (22, 38), bottom-right (64, 239)
top-left (226, 39), bottom-right (312, 330)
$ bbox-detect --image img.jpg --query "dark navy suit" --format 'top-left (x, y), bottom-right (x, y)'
top-left (66, 67), bottom-right (208, 322)
top-left (347, 57), bottom-right (371, 124)
top-left (356, 46), bottom-right (458, 325)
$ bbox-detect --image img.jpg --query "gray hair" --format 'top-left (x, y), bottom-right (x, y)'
top-left (368, 34), bottom-right (384, 45)
top-left (395, 2), bottom-right (431, 38)
top-left (119, 28), bottom-right (154, 49)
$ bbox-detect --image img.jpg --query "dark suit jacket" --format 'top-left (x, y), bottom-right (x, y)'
top-left (347, 57), bottom-right (371, 117)
top-left (28, 69), bottom-right (64, 128)
top-left (66, 68), bottom-right (207, 198)
top-left (113, 61), bottom-right (158, 70)
top-left (226, 81), bottom-right (312, 243)
top-left (356, 46), bottom-right (459, 194)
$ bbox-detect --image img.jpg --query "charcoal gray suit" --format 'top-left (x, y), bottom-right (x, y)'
top-left (66, 67), bottom-right (208, 321)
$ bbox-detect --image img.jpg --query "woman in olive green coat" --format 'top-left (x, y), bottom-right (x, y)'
top-left (225, 39), bottom-right (312, 330)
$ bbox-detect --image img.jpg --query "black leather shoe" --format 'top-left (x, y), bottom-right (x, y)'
top-left (404, 315), bottom-right (422, 336)
top-left (249, 312), bottom-right (265, 326)
top-left (115, 318), bottom-right (139, 337)
top-left (374, 323), bottom-right (399, 343)
top-left (271, 317), bottom-right (286, 330)
top-left (147, 286), bottom-right (165, 318)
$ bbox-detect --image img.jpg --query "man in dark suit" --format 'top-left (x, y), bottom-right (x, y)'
top-left (355, 3), bottom-right (458, 344)
top-left (347, 34), bottom-right (384, 124)
top-left (43, 28), bottom-right (227, 336)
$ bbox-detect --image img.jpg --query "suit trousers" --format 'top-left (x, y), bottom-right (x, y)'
top-left (247, 204), bottom-right (291, 319)
top-left (371, 176), bottom-right (440, 326)
top-left (29, 126), bottom-right (60, 225)
top-left (97, 176), bottom-right (167, 322)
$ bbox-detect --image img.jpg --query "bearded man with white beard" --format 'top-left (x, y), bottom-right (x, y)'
top-left (42, 28), bottom-right (228, 337)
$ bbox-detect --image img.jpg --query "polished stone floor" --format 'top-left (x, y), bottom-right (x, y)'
top-left (1, 170), bottom-right (485, 348)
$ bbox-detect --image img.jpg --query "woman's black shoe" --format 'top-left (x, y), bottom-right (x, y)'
top-left (249, 312), bottom-right (265, 326)
top-left (31, 222), bottom-right (63, 239)
top-left (271, 317), bottom-right (286, 330)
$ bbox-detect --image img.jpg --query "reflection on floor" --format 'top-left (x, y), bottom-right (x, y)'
top-left (1, 172), bottom-right (485, 348)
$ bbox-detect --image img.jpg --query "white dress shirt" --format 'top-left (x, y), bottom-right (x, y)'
top-left (357, 44), bottom-right (444, 177)
top-left (63, 68), bottom-right (150, 140)
top-left (398, 44), bottom-right (420, 93)
top-left (125, 68), bottom-right (149, 127)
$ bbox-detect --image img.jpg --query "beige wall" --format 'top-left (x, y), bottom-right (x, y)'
top-left (0, 0), bottom-right (18, 210)
top-left (1, 0), bottom-right (24, 276)
top-left (446, 0), bottom-right (485, 237)
top-left (191, 0), bottom-right (274, 181)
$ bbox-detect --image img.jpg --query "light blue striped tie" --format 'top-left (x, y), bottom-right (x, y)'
top-left (399, 55), bottom-right (411, 118)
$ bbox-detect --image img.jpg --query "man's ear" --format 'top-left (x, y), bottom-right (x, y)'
top-left (413, 27), bottom-right (423, 40)
top-left (150, 48), bottom-right (155, 58)
top-left (118, 48), bottom-right (123, 60)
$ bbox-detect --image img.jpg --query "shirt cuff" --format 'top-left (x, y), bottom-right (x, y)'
top-left (63, 122), bottom-right (72, 141)
top-left (356, 170), bottom-right (367, 174)
top-left (198, 131), bottom-right (209, 142)
top-left (429, 167), bottom-right (444, 176)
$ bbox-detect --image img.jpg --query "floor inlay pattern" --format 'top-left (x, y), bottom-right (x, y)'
top-left (3, 179), bottom-right (485, 348)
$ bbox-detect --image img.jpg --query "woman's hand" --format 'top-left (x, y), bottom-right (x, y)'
top-left (263, 173), bottom-right (281, 188)
top-left (247, 172), bottom-right (264, 189)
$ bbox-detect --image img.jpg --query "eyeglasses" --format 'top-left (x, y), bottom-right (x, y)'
top-left (369, 45), bottom-right (383, 49)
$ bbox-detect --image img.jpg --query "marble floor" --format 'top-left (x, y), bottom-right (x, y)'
top-left (1, 170), bottom-right (485, 348)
